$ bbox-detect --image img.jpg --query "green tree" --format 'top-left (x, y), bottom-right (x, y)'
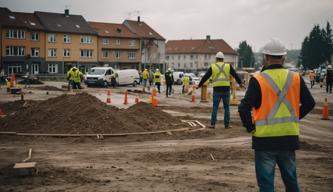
top-left (299, 22), bottom-right (333, 69)
top-left (237, 41), bottom-right (255, 68)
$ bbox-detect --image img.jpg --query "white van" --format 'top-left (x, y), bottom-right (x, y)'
top-left (85, 67), bottom-right (114, 87)
top-left (115, 69), bottom-right (140, 86)
top-left (85, 67), bottom-right (140, 87)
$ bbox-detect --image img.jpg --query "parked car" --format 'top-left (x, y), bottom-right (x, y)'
top-left (85, 67), bottom-right (140, 87)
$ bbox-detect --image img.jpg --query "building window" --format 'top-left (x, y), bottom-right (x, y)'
top-left (190, 55), bottom-right (194, 60)
top-left (48, 48), bottom-right (57, 57)
top-left (183, 55), bottom-right (186, 60)
top-left (8, 64), bottom-right (22, 74)
top-left (128, 51), bottom-right (136, 60)
top-left (171, 55), bottom-right (174, 60)
top-left (129, 40), bottom-right (136, 46)
top-left (115, 39), bottom-right (120, 45)
top-left (64, 34), bottom-right (71, 43)
top-left (102, 38), bottom-right (110, 45)
top-left (63, 49), bottom-right (70, 57)
top-left (48, 34), bottom-right (56, 43)
top-left (31, 48), bottom-right (40, 57)
top-left (115, 51), bottom-right (120, 59)
top-left (178, 63), bottom-right (180, 68)
top-left (6, 46), bottom-right (25, 56)
top-left (196, 55), bottom-right (198, 59)
top-left (165, 56), bottom-right (169, 60)
top-left (80, 36), bottom-right (92, 44)
top-left (48, 64), bottom-right (58, 73)
top-left (102, 50), bottom-right (109, 58)
top-left (190, 63), bottom-right (193, 68)
top-left (31, 32), bottom-right (39, 41)
top-left (6, 29), bottom-right (25, 39)
top-left (80, 49), bottom-right (93, 58)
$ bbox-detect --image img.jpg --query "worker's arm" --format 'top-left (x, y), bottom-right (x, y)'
top-left (230, 66), bottom-right (242, 85)
top-left (238, 78), bottom-right (261, 133)
top-left (197, 67), bottom-right (212, 88)
top-left (299, 76), bottom-right (315, 119)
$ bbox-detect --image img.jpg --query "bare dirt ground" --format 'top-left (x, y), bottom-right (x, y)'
top-left (0, 83), bottom-right (332, 192)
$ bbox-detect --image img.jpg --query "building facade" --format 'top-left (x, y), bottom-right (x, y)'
top-left (166, 36), bottom-right (238, 73)
top-left (0, 8), bottom-right (166, 75)
top-left (88, 22), bottom-right (141, 70)
top-left (35, 10), bottom-right (98, 74)
top-left (0, 8), bottom-right (46, 75)
top-left (124, 17), bottom-right (166, 72)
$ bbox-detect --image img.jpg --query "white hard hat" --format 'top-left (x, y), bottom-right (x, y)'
top-left (168, 67), bottom-right (172, 71)
top-left (156, 69), bottom-right (159, 72)
top-left (216, 51), bottom-right (224, 59)
top-left (262, 38), bottom-right (287, 56)
top-left (328, 65), bottom-right (332, 69)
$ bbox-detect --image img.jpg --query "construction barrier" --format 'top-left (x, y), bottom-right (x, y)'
top-left (123, 90), bottom-right (128, 105)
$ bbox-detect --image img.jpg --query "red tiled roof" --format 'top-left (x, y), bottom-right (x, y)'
top-left (88, 21), bottom-right (138, 38)
top-left (123, 20), bottom-right (165, 40)
top-left (166, 39), bottom-right (237, 55)
top-left (0, 8), bottom-right (44, 30)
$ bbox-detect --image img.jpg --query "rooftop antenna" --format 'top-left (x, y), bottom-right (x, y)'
top-left (127, 10), bottom-right (142, 20)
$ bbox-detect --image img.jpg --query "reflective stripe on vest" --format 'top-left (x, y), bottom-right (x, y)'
top-left (253, 69), bottom-right (300, 138)
top-left (211, 62), bottom-right (230, 87)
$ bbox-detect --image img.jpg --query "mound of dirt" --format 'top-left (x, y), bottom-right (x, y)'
top-left (0, 93), bottom-right (184, 134)
top-left (32, 86), bottom-right (65, 91)
top-left (0, 100), bottom-right (37, 115)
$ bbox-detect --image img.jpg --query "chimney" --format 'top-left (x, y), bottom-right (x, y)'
top-left (64, 9), bottom-right (69, 17)
top-left (137, 16), bottom-right (140, 22)
top-left (206, 35), bottom-right (211, 40)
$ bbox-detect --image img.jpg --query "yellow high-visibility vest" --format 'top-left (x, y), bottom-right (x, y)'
top-left (211, 62), bottom-right (230, 87)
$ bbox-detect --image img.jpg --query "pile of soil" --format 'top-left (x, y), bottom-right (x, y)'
top-left (18, 78), bottom-right (43, 85)
top-left (32, 86), bottom-right (65, 91)
top-left (0, 100), bottom-right (37, 115)
top-left (0, 93), bottom-right (184, 134)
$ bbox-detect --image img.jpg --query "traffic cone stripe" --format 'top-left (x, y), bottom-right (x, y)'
top-left (321, 98), bottom-right (330, 120)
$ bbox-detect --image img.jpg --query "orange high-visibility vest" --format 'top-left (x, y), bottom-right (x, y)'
top-left (252, 69), bottom-right (300, 137)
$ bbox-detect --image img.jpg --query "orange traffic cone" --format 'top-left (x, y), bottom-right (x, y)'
top-left (135, 95), bottom-right (140, 104)
top-left (152, 87), bottom-right (157, 97)
top-left (191, 94), bottom-right (196, 102)
top-left (321, 98), bottom-right (330, 120)
top-left (152, 97), bottom-right (158, 107)
top-left (0, 107), bottom-right (5, 118)
top-left (106, 90), bottom-right (112, 104)
top-left (123, 90), bottom-right (128, 105)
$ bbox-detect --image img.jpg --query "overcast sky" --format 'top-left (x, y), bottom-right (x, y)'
top-left (1, 0), bottom-right (332, 51)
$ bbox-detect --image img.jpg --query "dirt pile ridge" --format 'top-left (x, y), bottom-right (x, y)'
top-left (0, 93), bottom-right (183, 134)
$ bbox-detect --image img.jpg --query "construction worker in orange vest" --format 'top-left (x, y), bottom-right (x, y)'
top-left (238, 38), bottom-right (315, 192)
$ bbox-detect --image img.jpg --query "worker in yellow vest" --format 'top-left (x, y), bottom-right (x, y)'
top-left (69, 67), bottom-right (83, 89)
top-left (238, 38), bottom-right (315, 192)
top-left (182, 74), bottom-right (190, 94)
top-left (153, 69), bottom-right (162, 93)
top-left (142, 68), bottom-right (149, 92)
top-left (197, 51), bottom-right (243, 129)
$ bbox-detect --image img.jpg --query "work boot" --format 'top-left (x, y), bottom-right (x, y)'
top-left (225, 125), bottom-right (232, 129)
top-left (209, 125), bottom-right (215, 129)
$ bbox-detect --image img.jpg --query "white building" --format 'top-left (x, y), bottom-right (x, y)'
top-left (165, 36), bottom-right (238, 73)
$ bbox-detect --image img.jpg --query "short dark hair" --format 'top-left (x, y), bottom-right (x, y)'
top-left (216, 58), bottom-right (224, 62)
top-left (266, 55), bottom-right (283, 60)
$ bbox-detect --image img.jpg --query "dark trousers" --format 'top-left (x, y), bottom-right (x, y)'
top-left (166, 83), bottom-right (172, 97)
top-left (155, 82), bottom-right (161, 93)
top-left (72, 82), bottom-right (81, 89)
top-left (211, 91), bottom-right (230, 127)
top-left (310, 80), bottom-right (315, 88)
top-left (326, 80), bottom-right (332, 93)
top-left (255, 150), bottom-right (300, 192)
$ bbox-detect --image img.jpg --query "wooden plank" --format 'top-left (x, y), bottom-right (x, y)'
top-left (14, 162), bottom-right (36, 169)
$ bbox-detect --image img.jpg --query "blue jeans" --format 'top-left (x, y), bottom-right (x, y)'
top-left (211, 91), bottom-right (230, 127)
top-left (255, 150), bottom-right (300, 192)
